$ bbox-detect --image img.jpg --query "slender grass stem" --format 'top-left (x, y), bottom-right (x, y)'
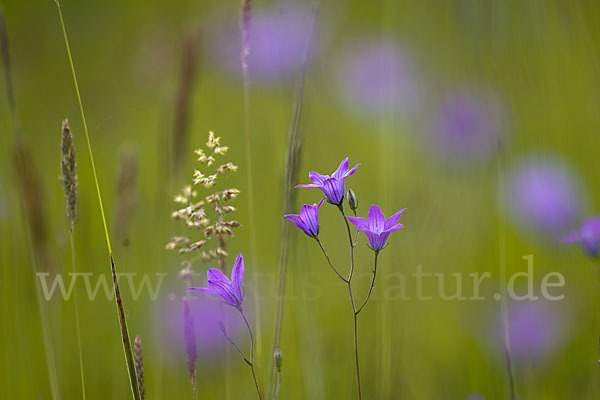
top-left (496, 139), bottom-right (516, 400)
top-left (239, 2), bottom-right (263, 393)
top-left (2, 10), bottom-right (59, 399)
top-left (240, 309), bottom-right (264, 400)
top-left (23, 210), bottom-right (60, 400)
top-left (268, 5), bottom-right (319, 398)
top-left (54, 3), bottom-right (140, 399)
top-left (69, 232), bottom-right (86, 400)
top-left (356, 252), bottom-right (379, 315)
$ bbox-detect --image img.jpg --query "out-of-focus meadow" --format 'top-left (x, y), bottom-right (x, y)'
top-left (2, 0), bottom-right (600, 398)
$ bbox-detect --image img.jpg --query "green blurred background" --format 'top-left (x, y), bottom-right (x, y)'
top-left (2, 0), bottom-right (600, 398)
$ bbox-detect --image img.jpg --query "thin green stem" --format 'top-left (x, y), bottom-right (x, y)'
top-left (273, 370), bottom-right (281, 400)
top-left (221, 326), bottom-right (252, 366)
top-left (240, 309), bottom-right (264, 400)
top-left (338, 206), bottom-right (362, 399)
top-left (69, 232), bottom-right (86, 400)
top-left (54, 3), bottom-right (140, 399)
top-left (348, 282), bottom-right (361, 400)
top-left (496, 133), bottom-right (516, 400)
top-left (315, 238), bottom-right (348, 283)
top-left (356, 252), bottom-right (379, 315)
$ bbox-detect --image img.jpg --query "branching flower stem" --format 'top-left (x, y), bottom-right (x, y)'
top-left (315, 238), bottom-right (348, 283)
top-left (219, 308), bottom-right (263, 399)
top-left (241, 309), bottom-right (264, 400)
top-left (356, 252), bottom-right (379, 315)
top-left (338, 205), bottom-right (362, 400)
top-left (315, 204), bottom-right (376, 400)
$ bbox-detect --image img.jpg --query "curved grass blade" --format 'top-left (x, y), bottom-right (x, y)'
top-left (53, 2), bottom-right (140, 399)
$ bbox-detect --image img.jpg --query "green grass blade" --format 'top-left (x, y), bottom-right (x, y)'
top-left (53, 2), bottom-right (140, 399)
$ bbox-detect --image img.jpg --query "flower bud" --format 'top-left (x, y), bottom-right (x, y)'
top-left (347, 189), bottom-right (358, 212)
top-left (274, 348), bottom-right (282, 372)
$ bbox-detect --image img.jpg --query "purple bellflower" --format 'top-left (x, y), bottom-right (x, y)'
top-left (190, 253), bottom-right (245, 308)
top-left (346, 205), bottom-right (406, 251)
top-left (562, 216), bottom-right (600, 258)
top-left (296, 158), bottom-right (360, 205)
top-left (283, 198), bottom-right (325, 238)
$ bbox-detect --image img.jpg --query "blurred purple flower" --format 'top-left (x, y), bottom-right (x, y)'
top-left (190, 253), bottom-right (245, 308)
top-left (504, 301), bottom-right (566, 360)
top-left (297, 158), bottom-right (360, 205)
top-left (284, 198), bottom-right (325, 237)
top-left (507, 156), bottom-right (584, 240)
top-left (336, 38), bottom-right (420, 116)
top-left (347, 205), bottom-right (406, 251)
top-left (159, 295), bottom-right (242, 361)
top-left (205, 3), bottom-right (313, 82)
top-left (429, 90), bottom-right (503, 161)
top-left (562, 216), bottom-right (600, 257)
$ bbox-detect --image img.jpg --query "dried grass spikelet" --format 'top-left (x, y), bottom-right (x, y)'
top-left (59, 119), bottom-right (78, 231)
top-left (134, 335), bottom-right (145, 400)
top-left (167, 131), bottom-right (241, 273)
top-left (113, 146), bottom-right (138, 246)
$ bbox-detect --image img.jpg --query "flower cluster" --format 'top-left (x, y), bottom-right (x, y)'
top-left (286, 157), bottom-right (406, 252)
top-left (166, 131), bottom-right (242, 271)
top-left (284, 157), bottom-right (407, 399)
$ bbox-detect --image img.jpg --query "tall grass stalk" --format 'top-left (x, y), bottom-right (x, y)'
top-left (496, 142), bottom-right (517, 400)
top-left (239, 2), bottom-right (264, 392)
top-left (69, 233), bottom-right (86, 399)
top-left (377, 1), bottom-right (395, 393)
top-left (491, 1), bottom-right (517, 397)
top-left (1, 9), bottom-right (60, 399)
top-left (267, 5), bottom-right (319, 398)
top-left (54, 2), bottom-right (141, 399)
top-left (60, 118), bottom-right (87, 399)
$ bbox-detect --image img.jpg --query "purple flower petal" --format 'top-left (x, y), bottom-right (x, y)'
top-left (322, 178), bottom-right (345, 204)
top-left (346, 216), bottom-right (369, 231)
top-left (344, 163), bottom-right (360, 178)
top-left (207, 268), bottom-right (230, 284)
top-left (384, 224), bottom-right (404, 233)
top-left (230, 253), bottom-right (244, 302)
top-left (332, 158), bottom-right (349, 179)
top-left (207, 280), bottom-right (238, 306)
top-left (309, 171), bottom-right (329, 185)
top-left (283, 214), bottom-right (308, 235)
top-left (368, 205), bottom-right (385, 232)
top-left (384, 208), bottom-right (407, 230)
top-left (580, 217), bottom-right (600, 256)
top-left (296, 183), bottom-right (320, 189)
